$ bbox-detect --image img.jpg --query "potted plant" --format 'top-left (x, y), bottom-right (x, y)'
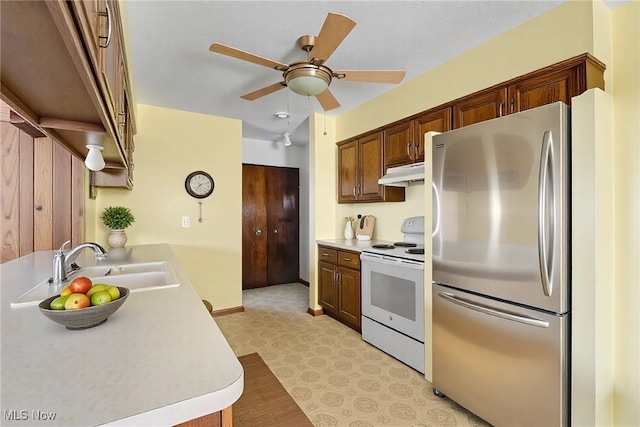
top-left (101, 206), bottom-right (135, 248)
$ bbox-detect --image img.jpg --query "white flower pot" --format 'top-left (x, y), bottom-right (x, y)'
top-left (107, 229), bottom-right (127, 248)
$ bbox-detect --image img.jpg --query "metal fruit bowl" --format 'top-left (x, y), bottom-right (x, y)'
top-left (38, 287), bottom-right (130, 330)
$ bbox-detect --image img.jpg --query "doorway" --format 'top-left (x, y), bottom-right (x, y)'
top-left (242, 164), bottom-right (299, 289)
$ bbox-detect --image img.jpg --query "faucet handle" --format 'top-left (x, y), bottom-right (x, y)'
top-left (58, 240), bottom-right (71, 253)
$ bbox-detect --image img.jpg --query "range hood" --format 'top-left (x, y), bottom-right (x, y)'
top-left (378, 162), bottom-right (425, 187)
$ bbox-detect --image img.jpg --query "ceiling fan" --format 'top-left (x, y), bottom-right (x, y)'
top-left (209, 13), bottom-right (406, 111)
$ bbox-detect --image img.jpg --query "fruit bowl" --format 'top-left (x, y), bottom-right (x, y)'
top-left (38, 287), bottom-right (130, 330)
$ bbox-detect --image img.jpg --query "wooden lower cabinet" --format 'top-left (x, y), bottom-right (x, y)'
top-left (318, 245), bottom-right (361, 331)
top-left (173, 406), bottom-right (232, 427)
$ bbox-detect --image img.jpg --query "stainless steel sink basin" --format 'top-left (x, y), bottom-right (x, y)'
top-left (11, 262), bottom-right (180, 308)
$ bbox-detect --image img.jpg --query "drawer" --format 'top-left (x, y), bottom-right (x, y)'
top-left (338, 250), bottom-right (360, 270)
top-left (318, 246), bottom-right (337, 263)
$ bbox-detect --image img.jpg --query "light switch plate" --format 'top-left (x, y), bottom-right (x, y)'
top-left (181, 216), bottom-right (190, 228)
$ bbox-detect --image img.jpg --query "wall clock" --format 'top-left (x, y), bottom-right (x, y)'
top-left (185, 171), bottom-right (214, 199)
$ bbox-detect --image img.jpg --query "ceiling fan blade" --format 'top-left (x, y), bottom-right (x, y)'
top-left (240, 82), bottom-right (286, 101)
top-left (209, 43), bottom-right (288, 70)
top-left (316, 89), bottom-right (341, 111)
top-left (308, 13), bottom-right (356, 64)
top-left (333, 70), bottom-right (406, 84)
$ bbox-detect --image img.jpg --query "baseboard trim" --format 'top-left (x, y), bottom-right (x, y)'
top-left (211, 306), bottom-right (245, 317)
top-left (307, 307), bottom-right (323, 316)
top-left (298, 278), bottom-right (310, 287)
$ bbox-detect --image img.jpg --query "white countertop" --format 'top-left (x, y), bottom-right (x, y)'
top-left (316, 238), bottom-right (394, 252)
top-left (0, 244), bottom-right (243, 426)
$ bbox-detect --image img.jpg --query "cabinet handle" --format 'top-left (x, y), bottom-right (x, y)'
top-left (510, 97), bottom-right (515, 113)
top-left (322, 252), bottom-right (330, 257)
top-left (499, 102), bottom-right (504, 117)
top-left (352, 185), bottom-right (357, 198)
top-left (98, 2), bottom-right (112, 48)
top-left (406, 142), bottom-right (412, 158)
top-left (343, 257), bottom-right (352, 262)
top-left (336, 272), bottom-right (342, 285)
top-left (333, 270), bottom-right (338, 284)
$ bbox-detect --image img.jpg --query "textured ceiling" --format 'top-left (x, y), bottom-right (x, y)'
top-left (124, 1), bottom-right (578, 145)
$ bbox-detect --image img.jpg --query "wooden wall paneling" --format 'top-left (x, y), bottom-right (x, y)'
top-left (0, 123), bottom-right (20, 262)
top-left (33, 137), bottom-right (53, 250)
top-left (52, 142), bottom-right (72, 249)
top-left (19, 129), bottom-right (34, 256)
top-left (71, 156), bottom-right (84, 247)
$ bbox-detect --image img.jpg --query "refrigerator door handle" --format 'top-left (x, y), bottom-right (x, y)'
top-left (538, 130), bottom-right (555, 297)
top-left (438, 291), bottom-right (550, 328)
top-left (432, 182), bottom-right (440, 237)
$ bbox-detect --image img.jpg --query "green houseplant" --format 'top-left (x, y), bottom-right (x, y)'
top-left (101, 206), bottom-right (135, 248)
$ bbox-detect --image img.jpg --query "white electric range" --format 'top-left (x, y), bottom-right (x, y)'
top-left (360, 216), bottom-right (426, 373)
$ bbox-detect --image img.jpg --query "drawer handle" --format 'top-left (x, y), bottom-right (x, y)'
top-left (322, 252), bottom-right (330, 256)
top-left (343, 258), bottom-right (352, 262)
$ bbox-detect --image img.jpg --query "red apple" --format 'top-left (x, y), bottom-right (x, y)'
top-left (69, 276), bottom-right (92, 294)
top-left (64, 293), bottom-right (90, 310)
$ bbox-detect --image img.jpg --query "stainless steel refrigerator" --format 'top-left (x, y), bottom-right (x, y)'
top-left (431, 102), bottom-right (570, 427)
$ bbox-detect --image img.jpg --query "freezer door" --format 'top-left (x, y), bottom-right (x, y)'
top-left (432, 102), bottom-right (569, 313)
top-left (432, 283), bottom-right (568, 427)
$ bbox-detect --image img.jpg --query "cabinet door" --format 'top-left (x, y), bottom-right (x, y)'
top-left (338, 267), bottom-right (361, 328)
top-left (453, 87), bottom-right (508, 128)
top-left (337, 139), bottom-right (358, 203)
top-left (71, 0), bottom-right (101, 69)
top-left (508, 67), bottom-right (577, 113)
top-left (100, 0), bottom-right (120, 122)
top-left (383, 120), bottom-right (414, 168)
top-left (358, 132), bottom-right (385, 201)
top-left (414, 107), bottom-right (452, 162)
top-left (318, 261), bottom-right (338, 313)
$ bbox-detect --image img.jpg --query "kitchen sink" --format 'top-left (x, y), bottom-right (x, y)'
top-left (11, 262), bottom-right (180, 308)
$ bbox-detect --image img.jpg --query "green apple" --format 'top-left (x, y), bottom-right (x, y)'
top-left (64, 293), bottom-right (90, 310)
top-left (105, 285), bottom-right (120, 300)
top-left (86, 284), bottom-right (109, 298)
top-left (50, 295), bottom-right (69, 310)
top-left (90, 290), bottom-right (112, 306)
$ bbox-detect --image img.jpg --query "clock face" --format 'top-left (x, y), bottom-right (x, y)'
top-left (185, 171), bottom-right (214, 199)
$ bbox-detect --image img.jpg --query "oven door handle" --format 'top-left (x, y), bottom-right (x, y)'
top-left (361, 253), bottom-right (424, 270)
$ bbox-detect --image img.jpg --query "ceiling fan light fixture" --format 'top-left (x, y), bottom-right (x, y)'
top-left (284, 63), bottom-right (332, 97)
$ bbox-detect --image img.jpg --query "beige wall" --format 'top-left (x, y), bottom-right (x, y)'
top-left (611, 2), bottom-right (640, 425)
top-left (87, 104), bottom-right (243, 310)
top-left (310, 0), bottom-right (638, 424)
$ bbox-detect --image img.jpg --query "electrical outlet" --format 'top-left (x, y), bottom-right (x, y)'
top-left (181, 216), bottom-right (190, 228)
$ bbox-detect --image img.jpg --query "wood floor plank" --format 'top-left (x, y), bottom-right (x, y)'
top-left (235, 353), bottom-right (313, 427)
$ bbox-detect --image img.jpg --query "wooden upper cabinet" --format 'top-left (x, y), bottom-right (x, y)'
top-left (453, 54), bottom-right (605, 128)
top-left (337, 132), bottom-right (404, 204)
top-left (384, 107), bottom-right (452, 169)
top-left (454, 87), bottom-right (508, 128)
top-left (413, 107), bottom-right (452, 162)
top-left (383, 120), bottom-right (414, 168)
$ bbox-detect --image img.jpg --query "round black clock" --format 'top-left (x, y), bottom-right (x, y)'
top-left (185, 171), bottom-right (214, 199)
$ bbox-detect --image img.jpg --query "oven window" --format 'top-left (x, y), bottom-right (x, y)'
top-left (371, 272), bottom-right (416, 321)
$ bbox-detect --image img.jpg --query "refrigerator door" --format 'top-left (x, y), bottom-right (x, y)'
top-left (432, 102), bottom-right (569, 313)
top-left (432, 283), bottom-right (568, 427)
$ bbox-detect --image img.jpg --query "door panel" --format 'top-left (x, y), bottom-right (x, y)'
top-left (338, 267), bottom-right (360, 327)
top-left (266, 167), bottom-right (299, 285)
top-left (318, 261), bottom-right (337, 311)
top-left (433, 283), bottom-right (567, 427)
top-left (453, 88), bottom-right (507, 128)
top-left (242, 165), bottom-right (268, 288)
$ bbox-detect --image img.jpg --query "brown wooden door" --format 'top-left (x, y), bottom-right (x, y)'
top-left (318, 261), bottom-right (337, 312)
top-left (337, 267), bottom-right (361, 328)
top-left (242, 164), bottom-right (299, 289)
top-left (383, 120), bottom-right (414, 169)
top-left (358, 132), bottom-right (384, 202)
top-left (337, 139), bottom-right (358, 203)
top-left (414, 107), bottom-right (452, 161)
top-left (453, 87), bottom-right (508, 128)
top-left (266, 166), bottom-right (299, 285)
top-left (508, 67), bottom-right (577, 113)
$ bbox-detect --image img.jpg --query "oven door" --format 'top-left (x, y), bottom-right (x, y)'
top-left (360, 252), bottom-right (425, 341)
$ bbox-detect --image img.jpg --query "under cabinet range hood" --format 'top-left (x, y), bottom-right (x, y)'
top-left (378, 162), bottom-right (425, 187)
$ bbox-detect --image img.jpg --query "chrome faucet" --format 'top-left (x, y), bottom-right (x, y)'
top-left (51, 240), bottom-right (107, 285)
